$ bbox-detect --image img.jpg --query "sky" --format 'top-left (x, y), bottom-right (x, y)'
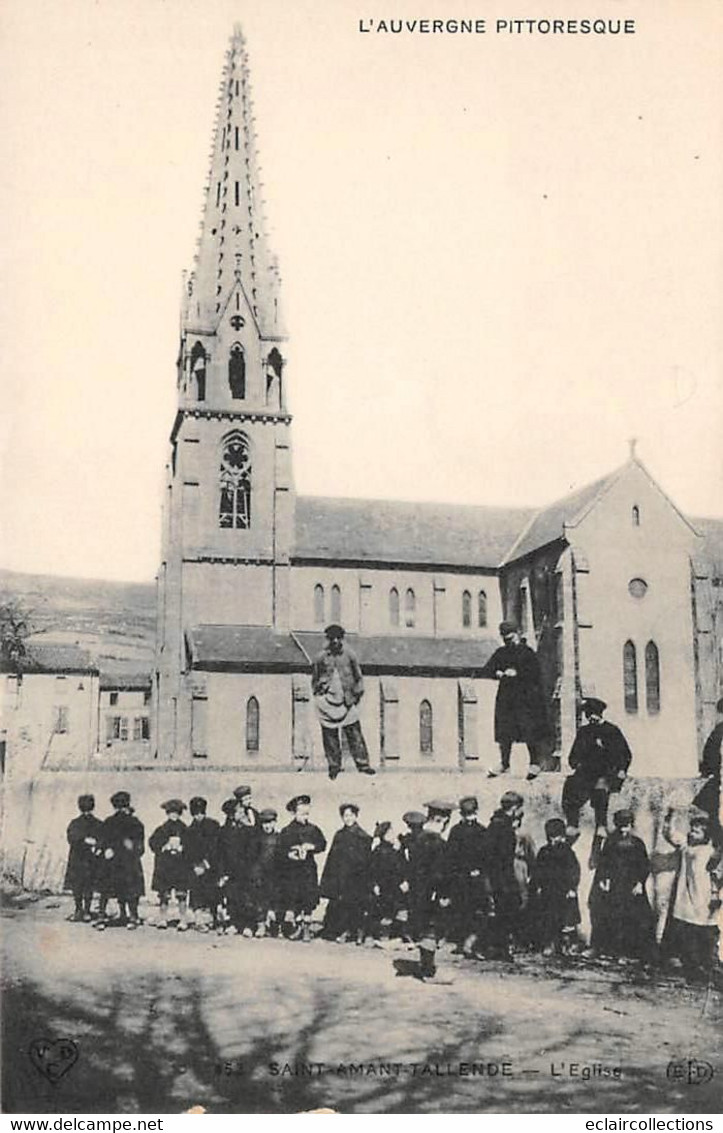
top-left (1, 0), bottom-right (721, 582)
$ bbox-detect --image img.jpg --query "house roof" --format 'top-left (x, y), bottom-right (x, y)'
top-left (188, 625), bottom-right (499, 675)
top-left (293, 495), bottom-right (534, 571)
top-left (99, 671), bottom-right (152, 691)
top-left (2, 642), bottom-right (98, 675)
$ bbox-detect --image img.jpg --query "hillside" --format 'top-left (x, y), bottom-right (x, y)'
top-left (0, 569), bottom-right (156, 679)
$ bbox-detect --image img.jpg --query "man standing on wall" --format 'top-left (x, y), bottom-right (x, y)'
top-left (311, 624), bottom-right (376, 781)
top-left (481, 621), bottom-right (550, 781)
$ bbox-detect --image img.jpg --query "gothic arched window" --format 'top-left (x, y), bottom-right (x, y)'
top-left (313, 584), bottom-right (325, 625)
top-left (246, 696), bottom-right (260, 753)
top-left (462, 590), bottom-right (472, 628)
top-left (405, 588), bottom-right (416, 628)
top-left (190, 342), bottom-right (206, 401)
top-left (266, 347), bottom-right (283, 409)
top-left (229, 343), bottom-right (246, 399)
top-left (219, 432), bottom-right (252, 529)
top-left (632, 505), bottom-right (640, 527)
top-left (645, 641), bottom-right (660, 714)
top-left (389, 587), bottom-right (400, 627)
top-left (419, 699), bottom-right (433, 754)
top-left (330, 584), bottom-right (341, 624)
top-left (623, 640), bottom-right (638, 713)
top-left (478, 589), bottom-right (488, 628)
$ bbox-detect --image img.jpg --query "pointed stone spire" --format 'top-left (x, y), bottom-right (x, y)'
top-left (183, 25), bottom-right (284, 338)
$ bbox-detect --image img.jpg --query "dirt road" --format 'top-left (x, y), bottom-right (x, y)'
top-left (3, 898), bottom-right (721, 1114)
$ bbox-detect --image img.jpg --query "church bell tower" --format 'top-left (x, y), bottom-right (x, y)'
top-left (155, 26), bottom-right (293, 759)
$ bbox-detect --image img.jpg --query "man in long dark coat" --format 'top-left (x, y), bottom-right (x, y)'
top-left (399, 810), bottom-right (426, 940)
top-left (95, 791), bottom-right (145, 930)
top-left (320, 803), bottom-right (372, 942)
top-left (184, 796), bottom-right (221, 931)
top-left (64, 794), bottom-right (103, 921)
top-left (277, 795), bottom-right (327, 941)
top-left (149, 799), bottom-right (191, 931)
top-left (693, 698), bottom-right (723, 844)
top-left (562, 698), bottom-right (632, 840)
top-left (445, 796), bottom-right (490, 955)
top-left (589, 808), bottom-right (655, 962)
top-left (481, 622), bottom-right (550, 780)
top-left (484, 790), bottom-right (525, 959)
top-left (217, 797), bottom-right (261, 935)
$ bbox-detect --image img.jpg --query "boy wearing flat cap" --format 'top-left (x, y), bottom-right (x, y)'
top-left (484, 791), bottom-right (525, 959)
top-left (217, 796), bottom-right (261, 936)
top-left (529, 818), bottom-right (581, 955)
top-left (481, 622), bottom-right (550, 781)
top-left (412, 800), bottom-right (454, 980)
top-left (562, 698), bottom-right (632, 846)
top-left (96, 791), bottom-right (145, 930)
top-left (64, 794), bottom-right (103, 922)
top-left (184, 797), bottom-right (221, 931)
top-left (149, 800), bottom-right (191, 931)
top-left (589, 808), bottom-right (655, 962)
top-left (277, 796), bottom-right (327, 941)
top-left (311, 625), bottom-right (375, 780)
top-left (320, 803), bottom-right (372, 943)
top-left (445, 796), bottom-right (491, 956)
top-left (398, 811), bottom-right (426, 940)
top-left (368, 822), bottom-right (405, 943)
top-left (251, 808), bottom-right (282, 937)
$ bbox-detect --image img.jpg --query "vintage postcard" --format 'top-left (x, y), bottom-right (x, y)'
top-left (1, 0), bottom-right (721, 1117)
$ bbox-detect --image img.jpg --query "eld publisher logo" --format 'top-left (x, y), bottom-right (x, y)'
top-left (666, 1059), bottom-right (714, 1087)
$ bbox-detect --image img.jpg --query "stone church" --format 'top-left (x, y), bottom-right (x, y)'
top-left (154, 26), bottom-right (723, 781)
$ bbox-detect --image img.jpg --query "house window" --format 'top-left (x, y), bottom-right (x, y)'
top-left (109, 692), bottom-right (119, 706)
top-left (53, 706), bottom-right (69, 735)
top-left (478, 589), bottom-right (488, 628)
top-left (645, 641), bottom-right (660, 715)
top-left (132, 716), bottom-right (150, 742)
top-left (228, 344), bottom-right (245, 399)
top-left (246, 696), bottom-right (260, 752)
top-left (143, 690), bottom-right (151, 706)
top-left (405, 588), bottom-right (416, 628)
top-left (219, 432), bottom-right (251, 529)
top-left (419, 699), bottom-right (433, 754)
top-left (623, 640), bottom-right (638, 713)
top-left (314, 584), bottom-right (325, 625)
top-left (462, 590), bottom-right (472, 628)
top-left (632, 505), bottom-right (640, 527)
top-left (330, 585), bottom-right (341, 624)
top-left (389, 587), bottom-right (400, 627)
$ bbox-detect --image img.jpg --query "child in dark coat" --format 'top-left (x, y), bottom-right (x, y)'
top-left (149, 799), bottom-right (191, 931)
top-left (64, 794), bottom-right (103, 921)
top-left (485, 791), bottom-right (525, 959)
top-left (277, 795), bottom-right (327, 941)
top-left (184, 796), bottom-right (221, 931)
top-left (320, 803), bottom-right (372, 943)
top-left (367, 821), bottom-right (405, 942)
top-left (589, 808), bottom-right (655, 962)
top-left (95, 791), bottom-right (145, 931)
top-left (529, 818), bottom-right (581, 954)
top-left (217, 797), bottom-right (261, 936)
top-left (251, 808), bottom-right (281, 937)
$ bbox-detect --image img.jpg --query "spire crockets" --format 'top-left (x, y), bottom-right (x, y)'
top-left (183, 25), bottom-right (284, 338)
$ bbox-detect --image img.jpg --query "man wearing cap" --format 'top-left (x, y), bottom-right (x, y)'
top-left (445, 796), bottom-right (490, 956)
top-left (185, 797), bottom-right (221, 931)
top-left (562, 698), bottom-right (632, 840)
top-left (149, 800), bottom-right (191, 931)
top-left (96, 791), bottom-right (145, 931)
top-left (399, 811), bottom-right (426, 940)
top-left (480, 622), bottom-right (550, 781)
top-left (217, 796), bottom-right (261, 935)
top-left (311, 625), bottom-right (375, 780)
top-left (277, 795), bottom-right (327, 941)
top-left (64, 794), bottom-right (103, 922)
top-left (320, 803), bottom-right (372, 943)
top-left (413, 800), bottom-right (455, 981)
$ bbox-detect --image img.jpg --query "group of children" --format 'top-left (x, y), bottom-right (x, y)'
top-left (63, 781), bottom-right (722, 983)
